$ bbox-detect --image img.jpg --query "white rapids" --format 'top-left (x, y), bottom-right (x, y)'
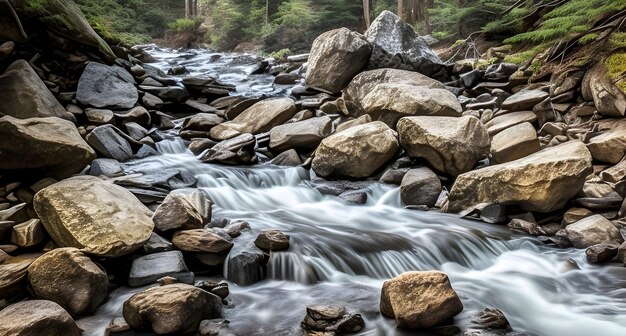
top-left (78, 138), bottom-right (626, 336)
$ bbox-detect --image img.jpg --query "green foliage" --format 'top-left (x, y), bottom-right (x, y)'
top-left (269, 48), bottom-right (291, 59)
top-left (167, 18), bottom-right (201, 32)
top-left (503, 45), bottom-right (545, 64)
top-left (579, 33), bottom-right (599, 45)
top-left (610, 33), bottom-right (626, 48)
top-left (606, 52), bottom-right (626, 83)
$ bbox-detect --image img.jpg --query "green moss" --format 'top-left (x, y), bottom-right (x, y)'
top-left (606, 52), bottom-right (626, 82)
top-left (167, 18), bottom-right (201, 32)
top-left (504, 45), bottom-right (546, 64)
top-left (610, 32), bottom-right (626, 48)
top-left (269, 48), bottom-right (291, 60)
top-left (579, 33), bottom-right (599, 45)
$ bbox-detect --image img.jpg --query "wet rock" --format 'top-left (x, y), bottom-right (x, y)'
top-left (168, 65), bottom-right (187, 75)
top-left (342, 69), bottom-right (461, 127)
top-left (0, 60), bottom-right (74, 120)
top-left (255, 230), bottom-right (290, 251)
top-left (77, 62), bottom-right (137, 109)
top-left (129, 250), bottom-right (193, 287)
top-left (172, 229), bottom-right (233, 253)
top-left (143, 232), bottom-right (173, 254)
top-left (142, 92), bottom-right (164, 109)
top-left (33, 176), bottom-right (154, 257)
top-left (305, 28), bottom-right (371, 93)
top-left (398, 116), bottom-right (490, 176)
top-left (485, 111), bottom-right (537, 136)
top-left (312, 122), bottom-right (399, 178)
top-left (201, 133), bottom-right (257, 165)
top-left (123, 284), bottom-right (222, 334)
top-left (85, 124), bottom-right (134, 161)
top-left (585, 243), bottom-right (619, 264)
top-left (107, 316), bottom-right (130, 333)
top-left (491, 122), bottom-right (540, 164)
top-left (380, 167), bottom-right (409, 184)
top-left (0, 300), bottom-right (81, 336)
top-left (89, 158), bottom-right (122, 177)
top-left (507, 219), bottom-right (546, 236)
top-left (140, 85), bottom-right (189, 102)
top-left (182, 113), bottom-right (224, 133)
top-left (501, 89), bottom-right (549, 112)
top-left (210, 98), bottom-right (297, 140)
top-left (153, 190), bottom-right (212, 232)
top-left (587, 119), bottom-right (626, 164)
top-left (225, 232), bottom-right (269, 286)
top-left (380, 271), bottom-right (463, 329)
top-left (11, 219), bottom-right (45, 248)
top-left (400, 167), bottom-right (441, 207)
top-left (269, 116), bottom-right (332, 153)
top-left (28, 248), bottom-right (107, 315)
top-left (471, 307), bottom-right (511, 331)
top-left (194, 280), bottom-right (230, 299)
top-left (565, 215), bottom-right (623, 248)
top-left (479, 204), bottom-right (507, 224)
top-left (365, 11), bottom-right (447, 81)
top-left (0, 116), bottom-right (96, 179)
top-left (271, 149), bottom-right (303, 166)
top-left (302, 305), bottom-right (365, 334)
top-left (448, 141), bottom-right (592, 213)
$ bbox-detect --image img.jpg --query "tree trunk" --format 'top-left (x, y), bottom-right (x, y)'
top-left (398, 0), bottom-right (404, 21)
top-left (363, 0), bottom-right (371, 29)
top-left (421, 0), bottom-right (431, 34)
top-left (185, 0), bottom-right (191, 19)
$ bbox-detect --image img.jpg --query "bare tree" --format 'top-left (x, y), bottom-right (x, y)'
top-left (363, 0), bottom-right (371, 28)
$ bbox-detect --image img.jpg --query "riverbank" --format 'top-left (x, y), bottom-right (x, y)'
top-left (0, 2), bottom-right (625, 336)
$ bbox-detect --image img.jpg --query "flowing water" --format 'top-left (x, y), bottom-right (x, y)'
top-left (77, 48), bottom-right (626, 336)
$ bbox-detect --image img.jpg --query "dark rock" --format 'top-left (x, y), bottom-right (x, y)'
top-left (480, 204), bottom-right (507, 224)
top-left (140, 85), bottom-right (189, 102)
top-left (194, 280), bottom-right (229, 299)
top-left (89, 158), bottom-right (122, 177)
top-left (225, 232), bottom-right (269, 286)
top-left (585, 243), bottom-right (619, 264)
top-left (86, 125), bottom-right (134, 161)
top-left (270, 149), bottom-right (303, 166)
top-left (77, 62), bottom-right (138, 109)
top-left (254, 230), bottom-right (290, 251)
top-left (400, 167), bottom-right (441, 207)
top-left (302, 305), bottom-right (365, 334)
top-left (143, 232), bottom-right (173, 254)
top-left (201, 133), bottom-right (258, 165)
top-left (129, 250), bottom-right (193, 287)
top-left (471, 307), bottom-right (511, 331)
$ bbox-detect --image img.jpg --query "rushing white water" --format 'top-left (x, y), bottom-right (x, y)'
top-left (78, 137), bottom-right (626, 336)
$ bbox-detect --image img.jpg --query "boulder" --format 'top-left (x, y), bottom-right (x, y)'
top-left (0, 300), bottom-right (81, 336)
top-left (254, 230), bottom-right (290, 251)
top-left (85, 125), bottom-right (134, 161)
top-left (585, 243), bottom-right (619, 264)
top-left (225, 232), bottom-right (268, 286)
top-left (342, 69), bottom-right (461, 127)
top-left (501, 89), bottom-right (549, 111)
top-left (485, 111), bottom-right (537, 136)
top-left (400, 167), bottom-right (442, 207)
top-left (11, 219), bottom-right (45, 248)
top-left (270, 149), bottom-right (303, 166)
top-left (123, 284), bottom-right (222, 334)
top-left (85, 108), bottom-right (114, 125)
top-left (448, 141), bottom-right (593, 213)
top-left (129, 251), bottom-right (193, 287)
top-left (490, 122), bottom-right (540, 163)
top-left (380, 271), bottom-right (463, 329)
top-left (210, 98), bottom-right (297, 140)
top-left (302, 305), bottom-right (365, 334)
top-left (172, 229), bottom-right (233, 253)
top-left (28, 248), bottom-right (107, 316)
top-left (565, 215), bottom-right (623, 248)
top-left (365, 11), bottom-right (447, 81)
top-left (0, 116), bottom-right (96, 179)
top-left (312, 121), bottom-right (399, 178)
top-left (76, 62), bottom-right (138, 109)
top-left (305, 28), bottom-right (371, 93)
top-left (582, 61), bottom-right (626, 117)
top-left (33, 176), bottom-right (154, 257)
top-left (0, 256), bottom-right (35, 298)
top-left (181, 113), bottom-right (223, 134)
top-left (0, 60), bottom-right (73, 120)
top-left (269, 116), bottom-right (332, 153)
top-left (152, 191), bottom-right (212, 232)
top-left (587, 119), bottom-right (626, 164)
top-left (398, 116), bottom-right (490, 176)
top-left (201, 133), bottom-right (257, 165)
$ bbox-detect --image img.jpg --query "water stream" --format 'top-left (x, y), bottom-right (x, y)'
top-left (77, 48), bottom-right (626, 336)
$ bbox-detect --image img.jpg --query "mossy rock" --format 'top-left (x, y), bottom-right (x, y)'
top-left (10, 0), bottom-right (114, 59)
top-left (605, 51), bottom-right (626, 93)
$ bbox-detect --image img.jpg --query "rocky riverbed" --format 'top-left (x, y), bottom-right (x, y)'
top-left (0, 4), bottom-right (626, 336)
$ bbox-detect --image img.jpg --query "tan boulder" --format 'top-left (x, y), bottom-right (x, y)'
top-left (380, 271), bottom-right (463, 329)
top-left (152, 191), bottom-right (212, 232)
top-left (582, 61), bottom-right (626, 117)
top-left (269, 116), bottom-right (332, 153)
top-left (28, 248), bottom-right (108, 316)
top-left (172, 229), bottom-right (233, 253)
top-left (210, 98), bottom-right (297, 140)
top-left (485, 111), bottom-right (537, 136)
top-left (123, 283), bottom-right (222, 334)
top-left (490, 122), bottom-right (540, 163)
top-left (312, 121), bottom-right (399, 178)
top-left (448, 141), bottom-right (593, 213)
top-left (587, 119), bottom-right (626, 164)
top-left (0, 300), bottom-right (81, 336)
top-left (398, 116), bottom-right (490, 176)
top-left (565, 215), bottom-right (623, 248)
top-left (33, 176), bottom-right (154, 257)
top-left (341, 69), bottom-right (462, 127)
top-left (305, 28), bottom-right (371, 93)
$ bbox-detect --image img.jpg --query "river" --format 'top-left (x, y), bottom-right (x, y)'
top-left (77, 46), bottom-right (626, 336)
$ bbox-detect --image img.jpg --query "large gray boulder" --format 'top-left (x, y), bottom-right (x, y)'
top-left (365, 11), bottom-right (447, 81)
top-left (33, 176), bottom-right (154, 257)
top-left (28, 248), bottom-right (108, 316)
top-left (312, 121), bottom-right (399, 178)
top-left (0, 60), bottom-right (74, 120)
top-left (0, 116), bottom-right (96, 179)
top-left (210, 98), bottom-right (297, 140)
top-left (380, 271), bottom-right (463, 329)
top-left (76, 62), bottom-right (138, 109)
top-left (341, 69), bottom-right (461, 127)
top-left (305, 28), bottom-right (371, 93)
top-left (269, 116), bottom-right (332, 153)
top-left (398, 116), bottom-right (490, 176)
top-left (448, 141), bottom-right (593, 213)
top-left (0, 300), bottom-right (81, 336)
